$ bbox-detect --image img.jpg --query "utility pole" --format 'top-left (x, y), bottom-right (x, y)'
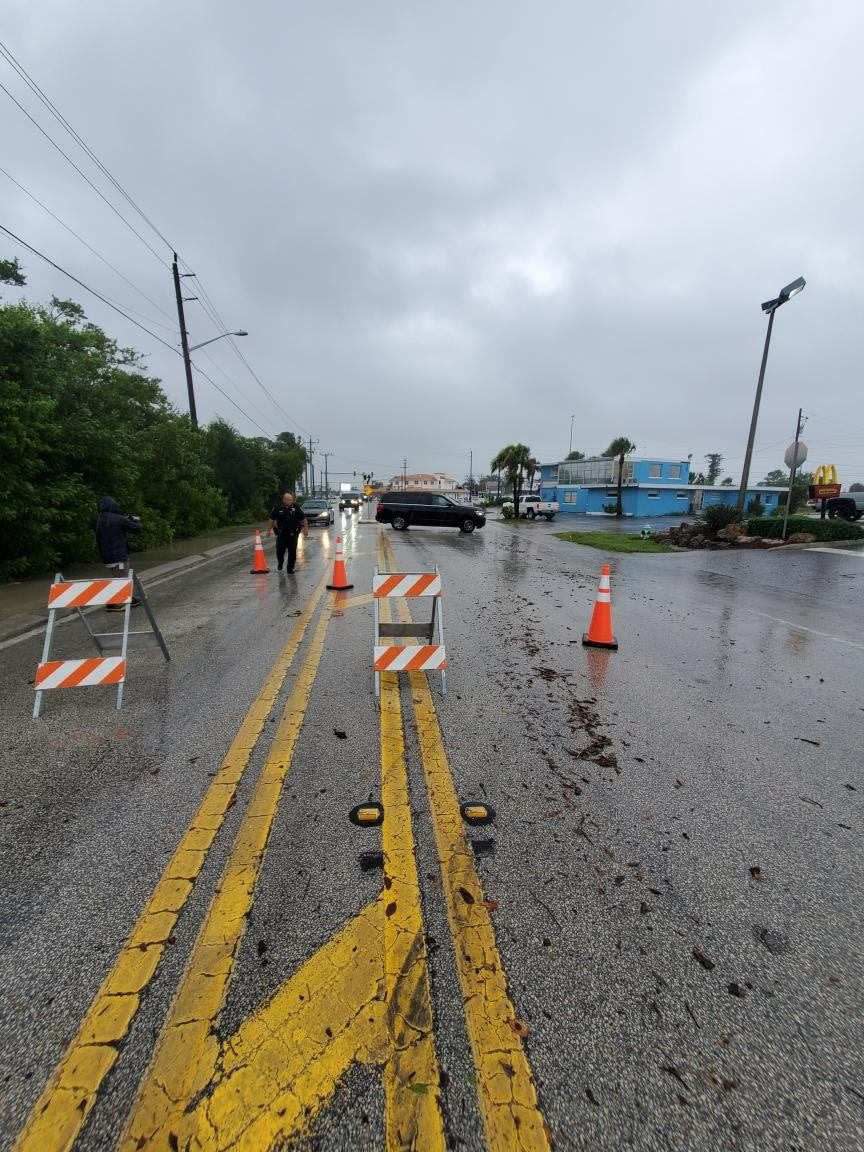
top-left (469, 450), bottom-right (473, 496)
top-left (781, 408), bottom-right (806, 540)
top-left (308, 437), bottom-right (316, 496)
top-left (172, 253), bottom-right (198, 428)
top-left (402, 456), bottom-right (407, 487)
top-left (322, 451), bottom-right (332, 498)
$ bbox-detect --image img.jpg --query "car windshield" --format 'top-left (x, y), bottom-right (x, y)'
top-left (304, 500), bottom-right (328, 510)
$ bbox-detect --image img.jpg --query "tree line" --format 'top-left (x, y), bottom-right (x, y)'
top-left (0, 259), bottom-right (306, 580)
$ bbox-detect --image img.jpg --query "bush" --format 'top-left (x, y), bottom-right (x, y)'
top-left (700, 504), bottom-right (740, 535)
top-left (602, 502), bottom-right (617, 514)
top-left (746, 497), bottom-right (764, 517)
top-left (747, 516), bottom-right (864, 541)
top-left (501, 501), bottom-right (515, 519)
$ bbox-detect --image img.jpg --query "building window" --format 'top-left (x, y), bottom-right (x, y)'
top-left (648, 463), bottom-right (661, 479)
top-left (668, 465), bottom-right (681, 479)
top-left (647, 491), bottom-right (660, 498)
top-left (606, 490), bottom-right (617, 497)
top-left (562, 491), bottom-right (576, 503)
top-left (676, 491), bottom-right (688, 498)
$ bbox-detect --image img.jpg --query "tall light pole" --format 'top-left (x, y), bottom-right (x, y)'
top-left (189, 331), bottom-right (248, 352)
top-left (568, 414), bottom-right (576, 456)
top-left (736, 276), bottom-right (806, 516)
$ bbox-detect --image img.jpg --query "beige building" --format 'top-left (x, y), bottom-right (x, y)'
top-left (387, 472), bottom-right (459, 492)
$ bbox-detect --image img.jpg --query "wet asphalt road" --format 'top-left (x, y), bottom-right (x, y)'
top-left (0, 513), bottom-right (862, 1151)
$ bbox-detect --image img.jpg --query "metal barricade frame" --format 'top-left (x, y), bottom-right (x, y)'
top-left (33, 570), bottom-right (170, 717)
top-left (372, 566), bottom-right (446, 698)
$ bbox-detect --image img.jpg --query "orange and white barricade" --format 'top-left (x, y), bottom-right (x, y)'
top-left (33, 571), bottom-right (169, 718)
top-left (372, 567), bottom-right (447, 698)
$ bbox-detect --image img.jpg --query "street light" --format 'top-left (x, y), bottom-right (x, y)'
top-left (736, 276), bottom-right (805, 516)
top-left (569, 414), bottom-right (576, 456)
top-left (189, 330), bottom-right (248, 352)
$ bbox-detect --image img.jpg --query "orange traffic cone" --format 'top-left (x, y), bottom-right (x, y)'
top-left (327, 535), bottom-right (353, 590)
top-left (582, 564), bottom-right (617, 649)
top-left (250, 529), bottom-right (270, 574)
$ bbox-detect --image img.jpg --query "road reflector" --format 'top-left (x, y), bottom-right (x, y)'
top-left (350, 802), bottom-right (384, 827)
top-left (460, 803), bottom-right (495, 826)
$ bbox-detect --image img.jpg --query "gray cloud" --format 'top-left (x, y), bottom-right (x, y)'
top-left (4, 0), bottom-right (863, 485)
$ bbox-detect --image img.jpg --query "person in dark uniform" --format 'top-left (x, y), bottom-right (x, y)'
top-left (95, 495), bottom-right (142, 608)
top-left (269, 491), bottom-right (308, 572)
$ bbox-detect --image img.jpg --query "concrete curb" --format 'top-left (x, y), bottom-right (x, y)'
top-left (0, 535), bottom-right (258, 648)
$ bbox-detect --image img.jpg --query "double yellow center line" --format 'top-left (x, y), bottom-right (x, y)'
top-left (16, 570), bottom-right (331, 1152)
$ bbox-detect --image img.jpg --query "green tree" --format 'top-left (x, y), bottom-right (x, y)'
top-left (759, 469), bottom-right (787, 487)
top-left (0, 257), bottom-right (26, 287)
top-left (759, 467), bottom-right (810, 512)
top-left (705, 453), bottom-right (723, 485)
top-left (602, 437), bottom-right (636, 518)
top-left (0, 263), bottom-right (309, 578)
top-left (721, 476), bottom-right (734, 485)
top-left (491, 443), bottom-right (532, 518)
top-left (565, 449), bottom-right (585, 461)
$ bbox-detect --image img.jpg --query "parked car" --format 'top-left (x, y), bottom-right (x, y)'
top-left (826, 492), bottom-right (864, 521)
top-left (375, 491), bottom-right (486, 533)
top-left (339, 491), bottom-right (363, 511)
top-left (520, 495), bottom-right (559, 521)
top-left (301, 497), bottom-right (334, 526)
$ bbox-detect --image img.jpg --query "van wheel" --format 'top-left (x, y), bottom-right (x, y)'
top-left (392, 515), bottom-right (408, 531)
top-left (460, 518), bottom-right (476, 533)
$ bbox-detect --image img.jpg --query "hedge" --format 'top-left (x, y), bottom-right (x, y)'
top-left (747, 516), bottom-right (864, 541)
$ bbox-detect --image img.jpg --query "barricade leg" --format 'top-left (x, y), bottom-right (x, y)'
top-left (133, 573), bottom-right (170, 661)
top-left (115, 594), bottom-right (133, 710)
top-left (33, 593), bottom-right (60, 720)
top-left (436, 591), bottom-right (447, 698)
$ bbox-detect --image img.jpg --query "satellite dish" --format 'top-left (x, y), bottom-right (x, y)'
top-left (784, 440), bottom-right (808, 470)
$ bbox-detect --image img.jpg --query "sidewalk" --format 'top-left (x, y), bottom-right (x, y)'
top-left (0, 523), bottom-right (262, 645)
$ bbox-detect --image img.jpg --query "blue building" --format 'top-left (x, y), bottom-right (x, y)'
top-left (539, 456), bottom-right (786, 518)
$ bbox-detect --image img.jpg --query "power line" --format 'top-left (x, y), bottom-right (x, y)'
top-left (2, 222), bottom-right (180, 352)
top-left (182, 264), bottom-right (312, 437)
top-left (189, 362), bottom-right (273, 439)
top-left (0, 164), bottom-right (176, 331)
top-left (1, 223), bottom-right (274, 439)
top-left (0, 39), bottom-right (175, 254)
top-left (0, 79), bottom-right (167, 268)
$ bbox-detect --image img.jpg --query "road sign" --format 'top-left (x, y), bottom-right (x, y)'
top-left (784, 439), bottom-right (808, 470)
top-left (809, 483), bottom-right (841, 500)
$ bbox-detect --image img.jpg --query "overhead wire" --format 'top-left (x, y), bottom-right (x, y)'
top-left (1, 164), bottom-right (176, 332)
top-left (1, 223), bottom-right (274, 439)
top-left (0, 39), bottom-right (175, 254)
top-left (181, 263), bottom-right (312, 437)
top-left (0, 79), bottom-right (168, 268)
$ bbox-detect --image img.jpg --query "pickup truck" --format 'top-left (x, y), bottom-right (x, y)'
top-left (520, 494), bottom-right (559, 521)
top-left (827, 492), bottom-right (864, 521)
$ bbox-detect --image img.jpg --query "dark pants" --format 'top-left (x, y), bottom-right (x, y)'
top-left (276, 532), bottom-right (298, 571)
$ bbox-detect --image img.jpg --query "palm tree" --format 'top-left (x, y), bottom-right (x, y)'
top-left (602, 437), bottom-right (636, 518)
top-left (525, 456), bottom-right (539, 494)
top-left (491, 443), bottom-right (532, 518)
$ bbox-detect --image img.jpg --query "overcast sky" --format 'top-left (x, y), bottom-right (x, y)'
top-left (3, 1), bottom-right (863, 486)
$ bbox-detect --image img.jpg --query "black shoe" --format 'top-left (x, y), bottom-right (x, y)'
top-left (277, 564), bottom-right (283, 571)
top-left (286, 567), bottom-right (295, 573)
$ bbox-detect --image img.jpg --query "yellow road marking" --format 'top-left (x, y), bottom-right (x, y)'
top-left (121, 598), bottom-right (334, 1149)
top-left (340, 591), bottom-right (374, 610)
top-left (380, 531), bottom-right (551, 1152)
top-left (379, 594), bottom-right (446, 1149)
top-left (122, 549), bottom-right (445, 1150)
top-left (15, 570), bottom-right (330, 1152)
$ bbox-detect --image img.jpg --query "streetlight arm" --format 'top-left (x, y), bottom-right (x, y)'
top-left (188, 331), bottom-right (248, 352)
